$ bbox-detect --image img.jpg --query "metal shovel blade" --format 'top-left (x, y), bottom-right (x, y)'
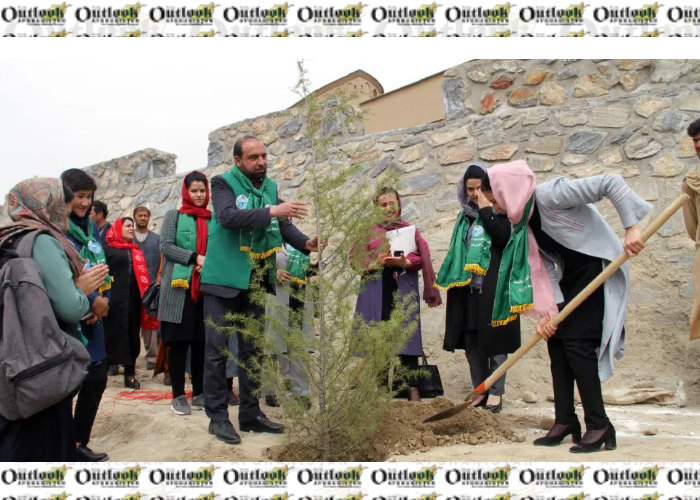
top-left (422, 384), bottom-right (485, 423)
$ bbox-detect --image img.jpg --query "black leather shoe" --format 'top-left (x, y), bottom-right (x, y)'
top-left (227, 392), bottom-right (240, 406)
top-left (240, 415), bottom-right (285, 434)
top-left (534, 421), bottom-right (582, 446)
top-left (265, 394), bottom-right (280, 407)
top-left (486, 396), bottom-right (503, 414)
top-left (570, 424), bottom-right (616, 453)
top-left (76, 445), bottom-right (109, 462)
top-left (208, 421), bottom-right (241, 445)
top-left (124, 377), bottom-right (140, 390)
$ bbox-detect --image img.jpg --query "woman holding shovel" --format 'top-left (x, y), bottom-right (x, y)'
top-left (480, 160), bottom-right (652, 453)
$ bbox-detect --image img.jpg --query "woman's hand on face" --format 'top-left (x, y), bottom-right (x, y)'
top-left (623, 225), bottom-right (644, 257)
top-left (476, 189), bottom-right (492, 209)
top-left (536, 317), bottom-right (557, 341)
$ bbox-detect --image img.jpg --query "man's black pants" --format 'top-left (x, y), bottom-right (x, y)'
top-left (203, 292), bottom-right (264, 424)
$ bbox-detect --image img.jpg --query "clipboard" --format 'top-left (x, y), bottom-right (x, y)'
top-left (385, 225), bottom-right (417, 255)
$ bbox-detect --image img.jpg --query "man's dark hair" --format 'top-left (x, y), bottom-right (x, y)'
top-left (184, 171), bottom-right (208, 188)
top-left (233, 136), bottom-right (260, 158)
top-left (688, 117), bottom-right (700, 137)
top-left (63, 184), bottom-right (74, 204)
top-left (60, 168), bottom-right (97, 193)
top-left (133, 206), bottom-right (150, 216)
top-left (481, 173), bottom-right (492, 192)
top-left (93, 200), bottom-right (108, 218)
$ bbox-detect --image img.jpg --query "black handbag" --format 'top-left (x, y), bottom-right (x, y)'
top-left (142, 255), bottom-right (163, 318)
top-left (142, 281), bottom-right (160, 318)
top-left (417, 355), bottom-right (444, 398)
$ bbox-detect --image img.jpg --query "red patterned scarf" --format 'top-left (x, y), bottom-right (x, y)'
top-left (106, 218), bottom-right (159, 330)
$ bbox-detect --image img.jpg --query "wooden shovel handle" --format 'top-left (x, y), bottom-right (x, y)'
top-left (477, 193), bottom-right (690, 394)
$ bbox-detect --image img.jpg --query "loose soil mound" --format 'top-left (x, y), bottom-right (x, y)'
top-left (268, 397), bottom-right (526, 461)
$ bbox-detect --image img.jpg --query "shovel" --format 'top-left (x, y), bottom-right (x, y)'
top-left (423, 193), bottom-right (690, 424)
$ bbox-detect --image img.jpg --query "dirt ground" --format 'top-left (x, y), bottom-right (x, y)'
top-left (90, 356), bottom-right (700, 462)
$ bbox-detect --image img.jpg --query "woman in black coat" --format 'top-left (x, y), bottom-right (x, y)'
top-left (104, 217), bottom-right (158, 389)
top-left (439, 163), bottom-right (521, 413)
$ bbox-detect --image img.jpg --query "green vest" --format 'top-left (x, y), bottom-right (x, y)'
top-left (200, 170), bottom-right (279, 290)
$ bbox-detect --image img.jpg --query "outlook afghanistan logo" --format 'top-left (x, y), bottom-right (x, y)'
top-left (371, 466), bottom-right (437, 488)
top-left (520, 466), bottom-right (586, 488)
top-left (297, 465), bottom-right (363, 487)
top-left (1, 2), bottom-right (70, 24)
top-left (371, 2), bottom-right (440, 24)
top-left (593, 3), bottom-right (661, 24)
top-left (149, 466), bottom-right (216, 488)
top-left (297, 3), bottom-right (364, 24)
top-left (75, 3), bottom-right (143, 23)
top-left (521, 494), bottom-right (589, 500)
top-left (1, 467), bottom-right (67, 488)
top-left (593, 466), bottom-right (659, 488)
top-left (667, 6), bottom-right (700, 23)
top-left (445, 2), bottom-right (512, 25)
top-left (519, 2), bottom-right (587, 24)
top-left (223, 3), bottom-right (291, 24)
top-left (667, 467), bottom-right (700, 486)
top-left (75, 466), bottom-right (142, 488)
top-left (149, 2), bottom-right (218, 24)
top-left (223, 466), bottom-right (289, 487)
top-left (445, 466), bottom-right (511, 488)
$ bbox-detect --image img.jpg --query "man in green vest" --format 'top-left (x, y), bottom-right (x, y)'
top-left (200, 135), bottom-right (321, 445)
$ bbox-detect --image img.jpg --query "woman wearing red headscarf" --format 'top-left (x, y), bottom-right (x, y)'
top-left (104, 217), bottom-right (159, 389)
top-left (158, 171), bottom-right (211, 416)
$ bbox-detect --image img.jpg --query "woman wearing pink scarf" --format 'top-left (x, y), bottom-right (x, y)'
top-left (481, 160), bottom-right (651, 453)
top-left (354, 187), bottom-right (442, 402)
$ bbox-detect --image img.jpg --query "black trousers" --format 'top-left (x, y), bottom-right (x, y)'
top-left (0, 396), bottom-right (77, 461)
top-left (204, 292), bottom-right (264, 424)
top-left (169, 341), bottom-right (205, 398)
top-left (74, 361), bottom-right (109, 447)
top-left (547, 336), bottom-right (608, 430)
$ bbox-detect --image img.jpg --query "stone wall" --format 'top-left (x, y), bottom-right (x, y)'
top-left (203, 58), bottom-right (700, 401)
top-left (4, 59), bottom-right (700, 402)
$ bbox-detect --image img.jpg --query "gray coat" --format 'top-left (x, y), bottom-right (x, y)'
top-left (158, 209), bottom-right (197, 324)
top-left (534, 174), bottom-right (653, 381)
top-left (265, 247), bottom-right (315, 353)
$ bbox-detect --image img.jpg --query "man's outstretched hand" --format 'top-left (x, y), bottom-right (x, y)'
top-left (270, 200), bottom-right (309, 219)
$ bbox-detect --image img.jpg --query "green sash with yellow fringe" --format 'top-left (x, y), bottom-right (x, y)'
top-left (229, 166), bottom-right (283, 260)
top-left (434, 211), bottom-right (492, 291)
top-left (492, 195), bottom-right (535, 326)
top-left (171, 213), bottom-right (197, 289)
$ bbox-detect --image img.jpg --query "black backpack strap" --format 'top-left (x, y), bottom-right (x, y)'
top-left (15, 229), bottom-right (50, 259)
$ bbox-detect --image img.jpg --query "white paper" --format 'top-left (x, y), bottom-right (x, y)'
top-left (385, 225), bottom-right (417, 255)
